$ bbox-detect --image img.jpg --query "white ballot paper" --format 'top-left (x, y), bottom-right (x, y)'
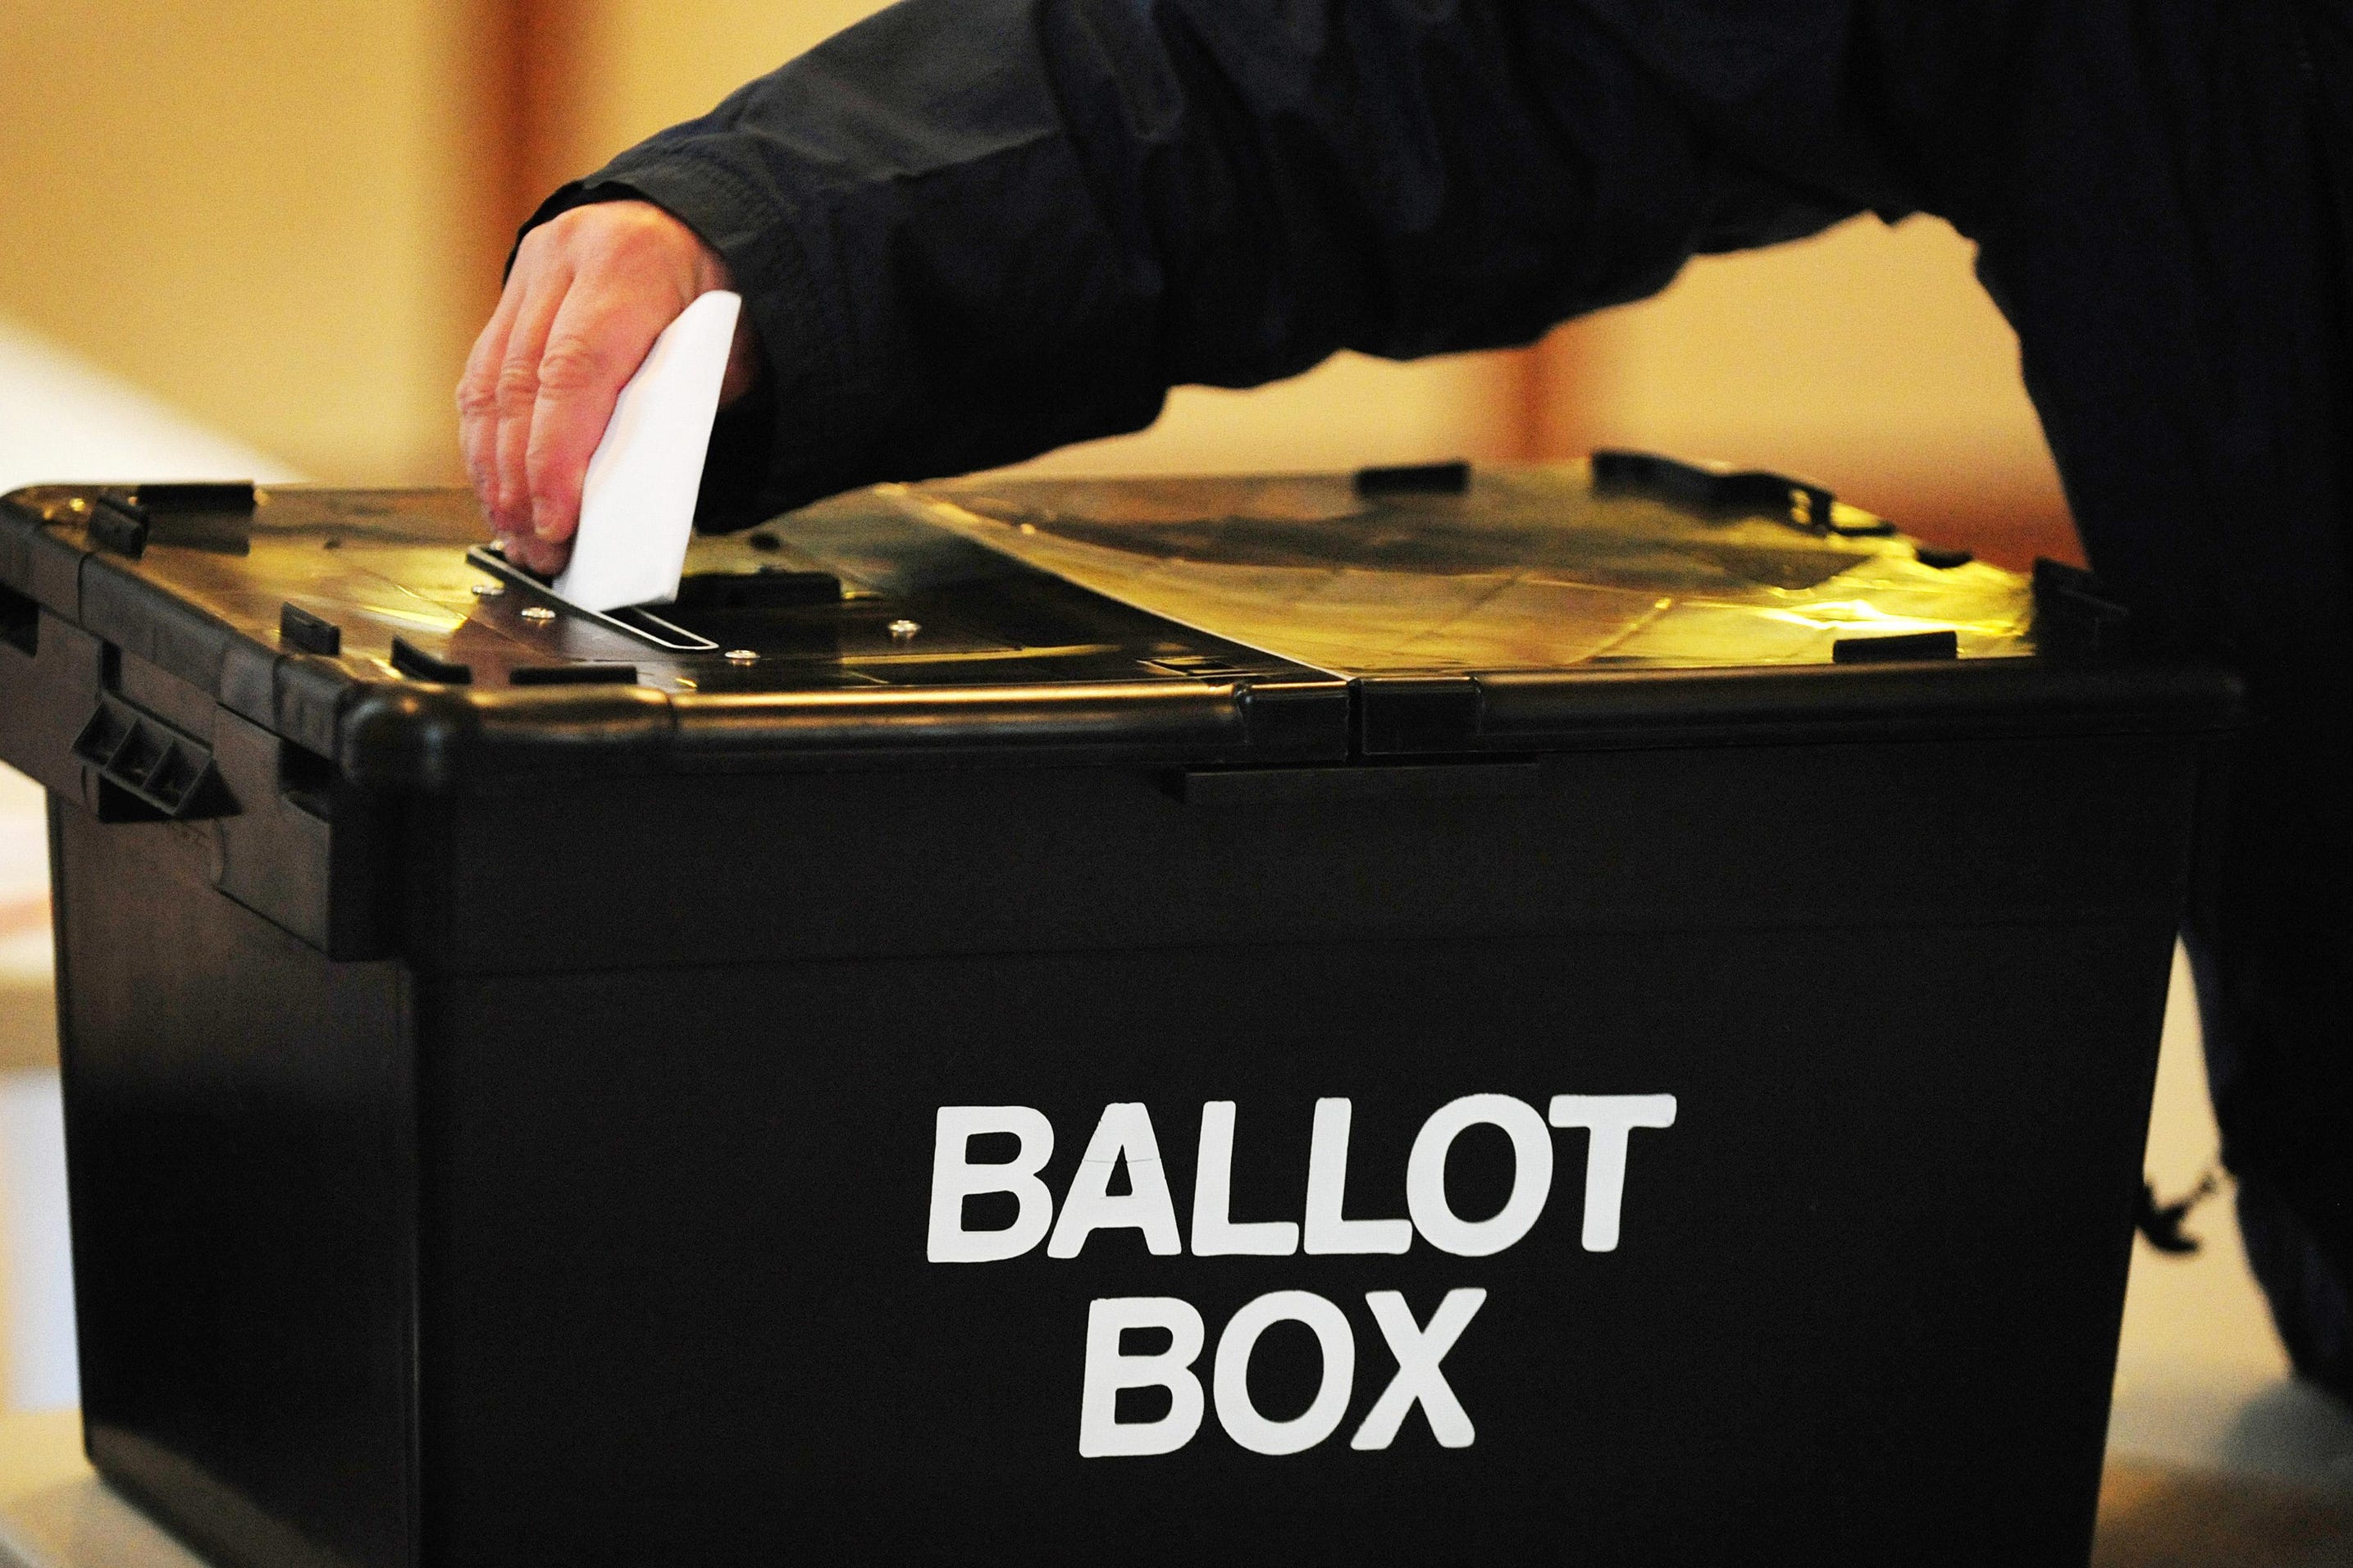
top-left (551, 289), bottom-right (741, 613)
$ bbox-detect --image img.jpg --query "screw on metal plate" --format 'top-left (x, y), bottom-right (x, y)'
top-left (471, 581), bottom-right (506, 599)
top-left (521, 605), bottom-right (556, 623)
top-left (888, 618), bottom-right (921, 644)
top-left (725, 649), bottom-right (759, 665)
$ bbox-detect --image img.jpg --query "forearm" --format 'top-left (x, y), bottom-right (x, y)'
top-left (543, 0), bottom-right (1855, 523)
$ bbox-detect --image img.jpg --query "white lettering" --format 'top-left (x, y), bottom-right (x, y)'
top-left (1050, 1103), bottom-right (1183, 1259)
top-left (926, 1105), bottom-right (1056, 1263)
top-left (1405, 1095), bottom-right (1554, 1257)
top-left (1302, 1098), bottom-right (1411, 1255)
top-left (1191, 1101), bottom-right (1300, 1257)
top-left (1350, 1288), bottom-right (1485, 1450)
top-left (1078, 1297), bottom-right (1206, 1457)
top-left (1547, 1094), bottom-right (1678, 1251)
top-left (1212, 1290), bottom-right (1357, 1455)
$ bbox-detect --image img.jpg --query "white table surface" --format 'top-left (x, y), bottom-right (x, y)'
top-left (0, 1412), bottom-right (200, 1568)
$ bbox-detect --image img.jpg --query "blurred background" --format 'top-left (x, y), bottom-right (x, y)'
top-left (5, 2), bottom-right (2342, 1562)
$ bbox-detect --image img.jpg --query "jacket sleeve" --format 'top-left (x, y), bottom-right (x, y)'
top-left (531, 0), bottom-right (1863, 525)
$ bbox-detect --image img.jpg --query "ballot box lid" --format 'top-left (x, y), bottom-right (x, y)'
top-left (0, 462), bottom-right (2239, 794)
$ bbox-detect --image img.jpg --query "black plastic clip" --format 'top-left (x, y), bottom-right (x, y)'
top-left (87, 497), bottom-right (150, 558)
top-left (1591, 449), bottom-right (1896, 537)
top-left (390, 636), bottom-right (473, 685)
top-left (2032, 559), bottom-right (2132, 661)
top-left (135, 481), bottom-right (257, 512)
top-left (279, 603), bottom-right (343, 656)
top-left (1355, 460), bottom-right (1471, 496)
top-left (1831, 630), bottom-right (1959, 663)
top-left (73, 695), bottom-right (231, 820)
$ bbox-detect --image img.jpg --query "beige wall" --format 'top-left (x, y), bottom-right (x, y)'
top-left (573, 0), bottom-right (891, 161)
top-left (1542, 215), bottom-right (2076, 565)
top-left (1579, 217), bottom-right (2048, 481)
top-left (0, 2), bottom-right (498, 485)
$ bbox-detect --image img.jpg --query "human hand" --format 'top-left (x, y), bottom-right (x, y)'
top-left (458, 199), bottom-right (760, 574)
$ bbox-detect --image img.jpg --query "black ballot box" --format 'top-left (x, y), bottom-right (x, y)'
top-left (0, 460), bottom-right (2237, 1567)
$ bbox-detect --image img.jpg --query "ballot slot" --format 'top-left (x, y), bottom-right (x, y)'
top-left (464, 543), bottom-right (718, 652)
top-left (467, 540), bottom-right (1054, 669)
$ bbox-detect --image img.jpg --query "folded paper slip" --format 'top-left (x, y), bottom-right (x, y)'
top-left (552, 289), bottom-right (741, 613)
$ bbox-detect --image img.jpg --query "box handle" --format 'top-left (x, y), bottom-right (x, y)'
top-left (71, 693), bottom-right (236, 821)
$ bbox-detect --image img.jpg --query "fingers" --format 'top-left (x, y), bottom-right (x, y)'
top-left (522, 286), bottom-right (663, 548)
top-left (457, 280), bottom-right (522, 513)
top-left (489, 261), bottom-right (572, 536)
top-left (454, 200), bottom-right (751, 574)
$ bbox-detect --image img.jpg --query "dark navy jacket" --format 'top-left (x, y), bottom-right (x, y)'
top-left (534, 0), bottom-right (2353, 1382)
